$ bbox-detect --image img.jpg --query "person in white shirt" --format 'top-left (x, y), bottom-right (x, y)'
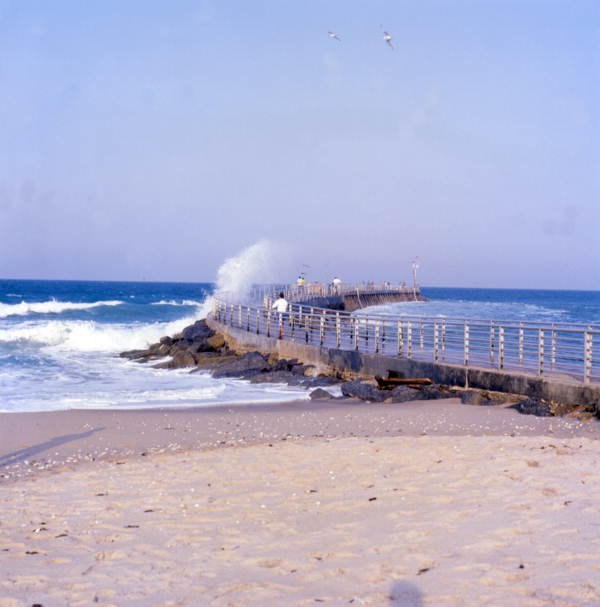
top-left (332, 276), bottom-right (342, 295)
top-left (272, 292), bottom-right (289, 339)
top-left (272, 292), bottom-right (289, 313)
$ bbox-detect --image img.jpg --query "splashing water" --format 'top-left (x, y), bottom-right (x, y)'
top-left (198, 240), bottom-right (289, 316)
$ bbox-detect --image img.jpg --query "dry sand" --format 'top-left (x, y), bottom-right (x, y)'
top-left (1, 399), bottom-right (600, 606)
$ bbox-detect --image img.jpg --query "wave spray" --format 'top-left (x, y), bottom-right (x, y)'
top-left (199, 239), bottom-right (289, 316)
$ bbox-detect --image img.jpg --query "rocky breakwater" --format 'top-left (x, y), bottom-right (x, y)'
top-left (119, 319), bottom-right (341, 395)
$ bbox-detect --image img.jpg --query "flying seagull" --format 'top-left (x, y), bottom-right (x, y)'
top-left (383, 31), bottom-right (394, 50)
top-left (328, 31), bottom-right (341, 41)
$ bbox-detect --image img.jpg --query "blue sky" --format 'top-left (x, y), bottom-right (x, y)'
top-left (0, 0), bottom-right (598, 288)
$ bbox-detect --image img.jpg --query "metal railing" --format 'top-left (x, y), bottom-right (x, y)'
top-left (212, 297), bottom-right (600, 385)
top-left (246, 282), bottom-right (419, 304)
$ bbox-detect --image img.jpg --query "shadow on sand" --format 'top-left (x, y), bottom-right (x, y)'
top-left (389, 581), bottom-right (423, 606)
top-left (0, 427), bottom-right (105, 468)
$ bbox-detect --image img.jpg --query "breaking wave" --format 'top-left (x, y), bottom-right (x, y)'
top-left (151, 299), bottom-right (204, 306)
top-left (0, 299), bottom-right (124, 319)
top-left (0, 312), bottom-right (201, 352)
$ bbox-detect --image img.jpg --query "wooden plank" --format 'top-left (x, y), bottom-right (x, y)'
top-left (375, 376), bottom-right (433, 389)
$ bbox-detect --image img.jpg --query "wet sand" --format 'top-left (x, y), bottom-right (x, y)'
top-left (1, 399), bottom-right (600, 606)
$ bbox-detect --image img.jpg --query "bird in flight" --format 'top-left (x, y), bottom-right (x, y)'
top-left (383, 31), bottom-right (394, 49)
top-left (328, 31), bottom-right (341, 41)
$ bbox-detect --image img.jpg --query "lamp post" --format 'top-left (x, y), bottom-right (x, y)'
top-left (412, 258), bottom-right (419, 301)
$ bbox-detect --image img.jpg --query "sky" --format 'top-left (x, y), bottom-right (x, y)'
top-left (0, 0), bottom-right (598, 289)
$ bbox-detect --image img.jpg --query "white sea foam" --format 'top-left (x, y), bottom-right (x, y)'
top-left (0, 310), bottom-right (202, 352)
top-left (151, 299), bottom-right (204, 306)
top-left (0, 299), bottom-right (124, 319)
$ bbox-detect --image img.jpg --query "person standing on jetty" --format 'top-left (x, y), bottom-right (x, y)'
top-left (332, 276), bottom-right (342, 295)
top-left (272, 292), bottom-right (289, 313)
top-left (272, 292), bottom-right (289, 339)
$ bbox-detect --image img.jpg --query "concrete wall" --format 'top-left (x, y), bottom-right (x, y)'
top-left (297, 291), bottom-right (425, 312)
top-left (208, 316), bottom-right (600, 408)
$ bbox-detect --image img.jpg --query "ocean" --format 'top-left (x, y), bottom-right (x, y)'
top-left (1, 279), bottom-right (598, 413)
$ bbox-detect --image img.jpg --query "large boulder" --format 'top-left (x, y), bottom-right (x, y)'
top-left (390, 386), bottom-right (422, 402)
top-left (182, 320), bottom-right (214, 342)
top-left (249, 371), bottom-right (296, 384)
top-left (154, 351), bottom-right (197, 369)
top-left (460, 389), bottom-right (497, 406)
top-left (206, 333), bottom-right (226, 350)
top-left (341, 381), bottom-right (387, 402)
top-left (119, 349), bottom-right (152, 360)
top-left (309, 388), bottom-right (334, 400)
top-left (418, 384), bottom-right (456, 400)
top-left (270, 359), bottom-right (298, 372)
top-left (212, 351), bottom-right (270, 378)
top-left (513, 398), bottom-right (553, 417)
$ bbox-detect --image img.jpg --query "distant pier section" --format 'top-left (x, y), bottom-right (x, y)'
top-left (276, 283), bottom-right (425, 312)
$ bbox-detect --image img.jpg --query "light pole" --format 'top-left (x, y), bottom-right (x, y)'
top-left (412, 258), bottom-right (419, 301)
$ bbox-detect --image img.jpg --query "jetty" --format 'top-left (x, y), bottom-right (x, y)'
top-left (273, 282), bottom-right (425, 312)
top-left (208, 283), bottom-right (600, 407)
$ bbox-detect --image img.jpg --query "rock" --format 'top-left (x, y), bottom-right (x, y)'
top-left (119, 349), bottom-right (151, 360)
top-left (341, 381), bottom-right (387, 402)
top-left (271, 359), bottom-right (293, 372)
top-left (206, 333), bottom-right (226, 350)
top-left (513, 398), bottom-right (553, 417)
top-left (390, 386), bottom-right (422, 402)
top-left (299, 375), bottom-right (340, 388)
top-left (159, 336), bottom-right (173, 346)
top-left (249, 371), bottom-right (296, 384)
top-left (291, 364), bottom-right (314, 376)
top-left (154, 351), bottom-right (197, 369)
top-left (461, 390), bottom-right (484, 405)
top-left (309, 388), bottom-right (334, 400)
top-left (211, 351), bottom-right (270, 378)
top-left (418, 384), bottom-right (455, 400)
top-left (182, 320), bottom-right (214, 342)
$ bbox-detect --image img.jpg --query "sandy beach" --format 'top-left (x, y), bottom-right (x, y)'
top-left (2, 399), bottom-right (600, 606)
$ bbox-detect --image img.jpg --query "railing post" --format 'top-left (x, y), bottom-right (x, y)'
top-left (238, 304), bottom-right (242, 329)
top-left (519, 323), bottom-right (524, 366)
top-left (381, 321), bottom-right (386, 353)
top-left (489, 323), bottom-right (495, 364)
top-left (464, 323), bottom-right (470, 366)
top-left (319, 312), bottom-right (325, 346)
top-left (246, 307), bottom-right (250, 331)
top-left (434, 322), bottom-right (439, 362)
top-left (290, 307), bottom-right (295, 340)
top-left (375, 322), bottom-right (380, 353)
top-left (551, 326), bottom-right (557, 368)
top-left (354, 318), bottom-right (359, 351)
top-left (229, 304), bottom-right (233, 327)
top-left (538, 329), bottom-right (545, 376)
top-left (278, 313), bottom-right (283, 340)
top-left (365, 317), bottom-right (369, 350)
top-left (499, 327), bottom-right (505, 369)
top-left (335, 312), bottom-right (341, 348)
top-left (420, 321), bottom-right (424, 350)
top-left (441, 320), bottom-right (446, 360)
top-left (584, 331), bottom-right (592, 384)
top-left (256, 309), bottom-right (260, 334)
top-left (267, 308), bottom-right (271, 338)
top-left (407, 321), bottom-right (412, 358)
top-left (397, 320), bottom-right (404, 357)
